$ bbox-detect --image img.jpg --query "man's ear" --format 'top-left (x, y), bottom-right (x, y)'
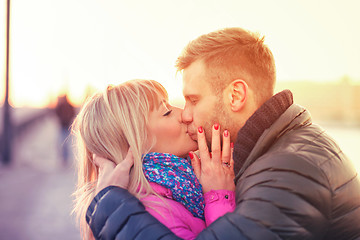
top-left (227, 79), bottom-right (248, 112)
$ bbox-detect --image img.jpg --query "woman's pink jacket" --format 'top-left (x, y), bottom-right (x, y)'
top-left (142, 182), bottom-right (236, 240)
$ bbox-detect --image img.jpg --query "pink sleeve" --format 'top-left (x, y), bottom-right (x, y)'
top-left (204, 189), bottom-right (236, 226)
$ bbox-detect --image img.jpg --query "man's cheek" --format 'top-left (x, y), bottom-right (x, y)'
top-left (195, 109), bottom-right (207, 125)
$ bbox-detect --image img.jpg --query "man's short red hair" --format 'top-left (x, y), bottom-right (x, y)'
top-left (176, 27), bottom-right (276, 105)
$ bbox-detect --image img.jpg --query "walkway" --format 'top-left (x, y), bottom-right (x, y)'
top-left (0, 111), bottom-right (81, 240)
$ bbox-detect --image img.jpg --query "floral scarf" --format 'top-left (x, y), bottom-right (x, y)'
top-left (142, 152), bottom-right (205, 219)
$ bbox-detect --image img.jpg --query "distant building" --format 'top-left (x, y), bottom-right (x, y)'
top-left (275, 78), bottom-right (360, 125)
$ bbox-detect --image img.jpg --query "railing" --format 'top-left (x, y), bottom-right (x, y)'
top-left (0, 107), bottom-right (54, 165)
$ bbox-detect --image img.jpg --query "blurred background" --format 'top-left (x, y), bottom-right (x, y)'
top-left (1, 0), bottom-right (359, 239)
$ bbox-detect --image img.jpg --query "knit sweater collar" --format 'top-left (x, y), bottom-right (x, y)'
top-left (233, 90), bottom-right (293, 175)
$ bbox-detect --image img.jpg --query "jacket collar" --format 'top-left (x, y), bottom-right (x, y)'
top-left (233, 90), bottom-right (296, 181)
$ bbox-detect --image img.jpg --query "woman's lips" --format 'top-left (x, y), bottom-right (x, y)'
top-left (187, 131), bottom-right (197, 141)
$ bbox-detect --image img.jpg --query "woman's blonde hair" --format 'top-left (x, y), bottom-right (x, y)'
top-left (71, 79), bottom-right (168, 240)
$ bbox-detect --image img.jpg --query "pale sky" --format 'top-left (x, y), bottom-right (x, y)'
top-left (1, 0), bottom-right (360, 107)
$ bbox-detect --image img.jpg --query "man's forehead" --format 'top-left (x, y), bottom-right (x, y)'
top-left (181, 59), bottom-right (210, 95)
top-left (182, 75), bottom-right (207, 97)
top-left (182, 78), bottom-right (202, 97)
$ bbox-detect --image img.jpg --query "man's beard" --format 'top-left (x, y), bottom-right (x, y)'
top-left (205, 98), bottom-right (232, 151)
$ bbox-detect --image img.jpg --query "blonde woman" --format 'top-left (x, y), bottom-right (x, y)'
top-left (72, 79), bottom-right (235, 240)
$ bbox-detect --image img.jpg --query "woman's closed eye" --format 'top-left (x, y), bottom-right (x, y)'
top-left (163, 110), bottom-right (172, 116)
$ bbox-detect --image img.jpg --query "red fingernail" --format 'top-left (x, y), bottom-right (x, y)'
top-left (231, 142), bottom-right (234, 148)
top-left (198, 126), bottom-right (203, 133)
top-left (214, 123), bottom-right (219, 130)
top-left (224, 130), bottom-right (229, 137)
top-left (188, 152), bottom-right (194, 159)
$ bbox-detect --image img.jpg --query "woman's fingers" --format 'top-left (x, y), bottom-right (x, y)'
top-left (93, 148), bottom-right (134, 195)
top-left (113, 148), bottom-right (134, 180)
top-left (229, 157), bottom-right (235, 176)
top-left (189, 151), bottom-right (201, 179)
top-left (93, 154), bottom-right (115, 171)
top-left (197, 126), bottom-right (210, 161)
top-left (221, 129), bottom-right (231, 165)
top-left (115, 148), bottom-right (134, 172)
top-left (211, 123), bottom-right (221, 162)
top-left (225, 143), bottom-right (235, 179)
top-left (194, 125), bottom-right (236, 192)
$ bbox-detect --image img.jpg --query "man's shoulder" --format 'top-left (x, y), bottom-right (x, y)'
top-left (240, 122), bottom-right (355, 191)
top-left (242, 151), bottom-right (327, 184)
top-left (268, 123), bottom-right (343, 164)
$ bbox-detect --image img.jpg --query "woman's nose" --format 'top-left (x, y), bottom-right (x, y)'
top-left (171, 106), bottom-right (182, 121)
top-left (174, 107), bottom-right (182, 122)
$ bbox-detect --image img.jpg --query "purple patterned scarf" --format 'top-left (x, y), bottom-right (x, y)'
top-left (142, 152), bottom-right (205, 219)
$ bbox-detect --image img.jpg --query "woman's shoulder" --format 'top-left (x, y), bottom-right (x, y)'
top-left (143, 182), bottom-right (191, 216)
top-left (142, 183), bottom-right (205, 237)
top-left (148, 182), bottom-right (173, 199)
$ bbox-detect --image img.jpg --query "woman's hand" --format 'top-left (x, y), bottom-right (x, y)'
top-left (93, 148), bottom-right (134, 195)
top-left (189, 124), bottom-right (235, 193)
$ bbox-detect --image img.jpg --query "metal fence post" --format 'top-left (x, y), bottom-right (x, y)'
top-left (2, 0), bottom-right (12, 165)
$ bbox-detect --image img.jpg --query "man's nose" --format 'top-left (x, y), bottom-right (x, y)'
top-left (181, 105), bottom-right (192, 124)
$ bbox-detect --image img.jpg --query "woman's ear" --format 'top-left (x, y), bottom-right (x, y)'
top-left (227, 79), bottom-right (248, 112)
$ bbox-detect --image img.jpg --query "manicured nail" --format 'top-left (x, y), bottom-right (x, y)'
top-left (188, 152), bottom-right (194, 159)
top-left (198, 126), bottom-right (203, 133)
top-left (231, 142), bottom-right (234, 148)
top-left (214, 123), bottom-right (219, 130)
top-left (224, 130), bottom-right (229, 137)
